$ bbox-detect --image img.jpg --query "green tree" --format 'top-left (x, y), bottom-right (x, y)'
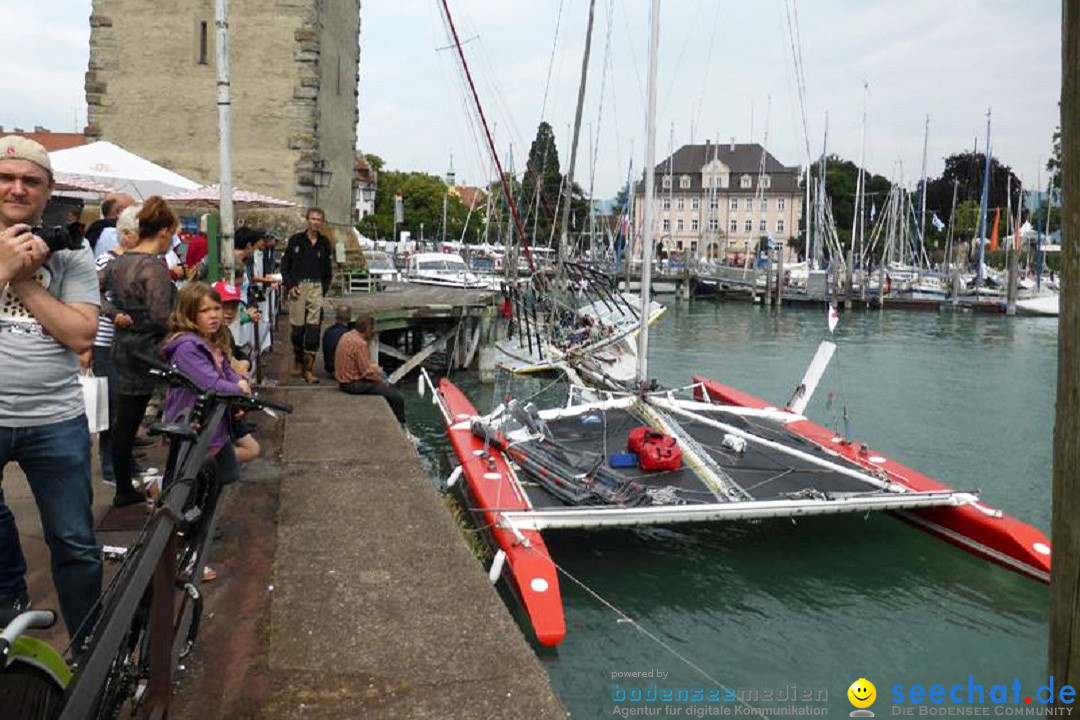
top-left (924, 152), bottom-right (1021, 228)
top-left (1047, 126), bottom-right (1061, 192)
top-left (366, 169), bottom-right (469, 243)
top-left (801, 155), bottom-right (891, 252)
top-left (520, 122), bottom-right (563, 245)
top-left (364, 153), bottom-right (385, 174)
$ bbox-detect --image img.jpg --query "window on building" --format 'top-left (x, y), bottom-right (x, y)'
top-left (691, 198), bottom-right (700, 210)
top-left (745, 198), bottom-right (753, 210)
top-left (662, 176), bottom-right (672, 189)
top-left (663, 219), bottom-right (670, 231)
top-left (761, 175), bottom-right (771, 189)
top-left (744, 219), bottom-right (753, 232)
top-left (777, 219), bottom-right (785, 233)
top-left (778, 198), bottom-right (786, 211)
top-left (709, 218), bottom-right (719, 231)
top-left (729, 219), bottom-right (738, 233)
top-left (760, 198), bottom-right (768, 211)
top-left (677, 197), bottom-right (685, 210)
top-left (662, 197), bottom-right (671, 211)
top-left (690, 240), bottom-right (698, 253)
top-left (729, 198), bottom-right (739, 210)
top-left (760, 219), bottom-right (767, 232)
top-left (677, 219), bottom-right (685, 231)
top-left (709, 198), bottom-right (719, 210)
top-left (691, 218), bottom-right (699, 231)
top-left (740, 175), bottom-right (752, 189)
top-left (198, 21), bottom-right (209, 65)
top-left (679, 175), bottom-right (691, 189)
top-left (676, 240), bottom-right (684, 250)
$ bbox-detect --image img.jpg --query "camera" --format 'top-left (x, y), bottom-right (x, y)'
top-left (31, 226), bottom-right (83, 254)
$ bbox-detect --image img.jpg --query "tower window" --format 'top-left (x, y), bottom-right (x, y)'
top-left (198, 21), bottom-right (209, 65)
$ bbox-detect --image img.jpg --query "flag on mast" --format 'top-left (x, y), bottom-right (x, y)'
top-left (931, 213), bottom-right (945, 231)
top-left (989, 208), bottom-right (1001, 253)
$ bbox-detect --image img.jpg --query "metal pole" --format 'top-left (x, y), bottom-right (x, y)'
top-left (559, 0), bottom-right (597, 265)
top-left (215, 0), bottom-right (235, 281)
top-left (636, 0), bottom-right (661, 385)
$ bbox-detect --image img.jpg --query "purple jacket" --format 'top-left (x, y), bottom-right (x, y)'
top-left (161, 333), bottom-right (244, 452)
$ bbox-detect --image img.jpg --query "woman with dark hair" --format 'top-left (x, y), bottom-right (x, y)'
top-left (108, 196), bottom-right (178, 506)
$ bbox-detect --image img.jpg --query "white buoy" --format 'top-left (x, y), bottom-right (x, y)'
top-left (489, 549), bottom-right (507, 584)
top-left (445, 466), bottom-right (463, 488)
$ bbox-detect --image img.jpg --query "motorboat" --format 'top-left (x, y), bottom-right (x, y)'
top-left (403, 252), bottom-right (487, 289)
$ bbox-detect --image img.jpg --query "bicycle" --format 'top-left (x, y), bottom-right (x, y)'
top-left (0, 353), bottom-right (292, 719)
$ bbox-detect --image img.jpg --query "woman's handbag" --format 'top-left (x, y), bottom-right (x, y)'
top-left (78, 370), bottom-right (110, 433)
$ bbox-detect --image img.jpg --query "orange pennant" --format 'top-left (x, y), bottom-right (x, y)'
top-left (989, 208), bottom-right (1001, 253)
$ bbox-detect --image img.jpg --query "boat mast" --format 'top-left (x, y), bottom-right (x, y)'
top-left (636, 0), bottom-right (661, 385)
top-left (850, 82), bottom-right (867, 301)
top-left (558, 0), bottom-right (597, 267)
top-left (976, 109), bottom-right (992, 290)
top-left (918, 114), bottom-right (929, 268)
top-left (438, 0), bottom-right (537, 274)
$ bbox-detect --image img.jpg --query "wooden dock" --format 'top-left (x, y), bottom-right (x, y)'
top-left (328, 282), bottom-right (499, 382)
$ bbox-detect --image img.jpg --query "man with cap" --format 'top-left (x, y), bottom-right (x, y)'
top-left (0, 136), bottom-right (102, 640)
top-left (280, 207), bottom-right (332, 383)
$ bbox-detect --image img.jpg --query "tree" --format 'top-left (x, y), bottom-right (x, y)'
top-left (520, 122), bottom-right (563, 246)
top-left (364, 153), bottom-right (385, 174)
top-left (1047, 126), bottom-right (1061, 192)
top-left (802, 155), bottom-right (891, 252)
top-left (365, 168), bottom-right (470, 243)
top-left (924, 152), bottom-right (1021, 230)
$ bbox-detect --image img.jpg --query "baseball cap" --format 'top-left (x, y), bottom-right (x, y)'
top-left (212, 281), bottom-right (243, 303)
top-left (0, 135), bottom-right (51, 173)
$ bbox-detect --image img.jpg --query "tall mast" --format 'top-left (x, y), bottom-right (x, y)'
top-left (850, 82), bottom-right (867, 297)
top-left (918, 114), bottom-right (929, 267)
top-left (559, 0), bottom-right (597, 265)
top-left (636, 0), bottom-right (661, 385)
top-left (976, 109), bottom-right (992, 289)
top-left (439, 0), bottom-right (536, 273)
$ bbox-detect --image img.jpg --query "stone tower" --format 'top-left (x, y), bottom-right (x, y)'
top-left (86, 0), bottom-right (361, 229)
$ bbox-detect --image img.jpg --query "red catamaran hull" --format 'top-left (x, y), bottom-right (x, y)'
top-left (437, 379), bottom-right (566, 645)
top-left (692, 375), bottom-right (1051, 583)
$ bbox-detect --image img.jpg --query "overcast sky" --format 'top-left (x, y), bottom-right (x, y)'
top-left (3, 1), bottom-right (1062, 199)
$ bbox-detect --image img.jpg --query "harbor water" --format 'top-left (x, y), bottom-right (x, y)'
top-left (405, 301), bottom-right (1055, 718)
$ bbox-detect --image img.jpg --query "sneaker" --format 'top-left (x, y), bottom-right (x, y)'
top-left (0, 592), bottom-right (30, 628)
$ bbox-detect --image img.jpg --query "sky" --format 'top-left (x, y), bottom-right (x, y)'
top-left (2, 1), bottom-right (1062, 200)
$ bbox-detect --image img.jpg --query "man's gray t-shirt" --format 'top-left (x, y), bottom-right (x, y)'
top-left (0, 245), bottom-right (100, 427)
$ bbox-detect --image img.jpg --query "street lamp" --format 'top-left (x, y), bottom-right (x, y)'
top-left (312, 158), bottom-right (333, 205)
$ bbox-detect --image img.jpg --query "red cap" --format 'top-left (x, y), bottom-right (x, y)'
top-left (212, 281), bottom-right (243, 303)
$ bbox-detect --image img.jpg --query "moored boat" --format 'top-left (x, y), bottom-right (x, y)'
top-left (692, 376), bottom-right (1051, 583)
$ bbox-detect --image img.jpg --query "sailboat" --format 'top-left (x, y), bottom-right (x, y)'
top-left (426, 3), bottom-right (1051, 648)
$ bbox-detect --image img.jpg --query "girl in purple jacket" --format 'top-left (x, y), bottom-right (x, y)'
top-left (161, 282), bottom-right (252, 485)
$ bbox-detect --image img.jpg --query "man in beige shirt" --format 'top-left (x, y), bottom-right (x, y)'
top-left (334, 316), bottom-right (405, 423)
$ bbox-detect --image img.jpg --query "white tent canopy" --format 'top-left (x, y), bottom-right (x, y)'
top-left (49, 141), bottom-right (201, 199)
top-left (164, 184), bottom-right (295, 208)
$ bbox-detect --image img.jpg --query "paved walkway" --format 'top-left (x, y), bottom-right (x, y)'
top-left (9, 316), bottom-right (564, 718)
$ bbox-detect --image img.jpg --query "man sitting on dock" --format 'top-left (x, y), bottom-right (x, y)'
top-left (334, 316), bottom-right (406, 424)
top-left (321, 304), bottom-right (351, 377)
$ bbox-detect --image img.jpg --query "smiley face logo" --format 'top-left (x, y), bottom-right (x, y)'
top-left (848, 678), bottom-right (876, 716)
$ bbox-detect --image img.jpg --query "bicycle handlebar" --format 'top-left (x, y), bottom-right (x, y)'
top-left (134, 350), bottom-right (293, 414)
top-left (0, 610), bottom-right (57, 659)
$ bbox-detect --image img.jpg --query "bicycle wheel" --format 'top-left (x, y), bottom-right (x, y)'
top-left (0, 636), bottom-right (71, 719)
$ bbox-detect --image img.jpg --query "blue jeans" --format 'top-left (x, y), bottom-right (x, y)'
top-left (0, 415), bottom-right (102, 639)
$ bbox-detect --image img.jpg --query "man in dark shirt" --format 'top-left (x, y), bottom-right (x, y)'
top-left (84, 193), bottom-right (134, 254)
top-left (321, 304), bottom-right (351, 376)
top-left (280, 207), bottom-right (332, 383)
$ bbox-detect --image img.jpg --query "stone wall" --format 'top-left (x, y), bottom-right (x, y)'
top-left (87, 0), bottom-right (361, 232)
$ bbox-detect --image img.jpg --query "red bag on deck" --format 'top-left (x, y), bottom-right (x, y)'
top-left (638, 439), bottom-right (683, 471)
top-left (628, 426), bottom-right (675, 454)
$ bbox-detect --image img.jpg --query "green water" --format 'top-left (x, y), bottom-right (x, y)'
top-left (404, 301), bottom-right (1056, 718)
